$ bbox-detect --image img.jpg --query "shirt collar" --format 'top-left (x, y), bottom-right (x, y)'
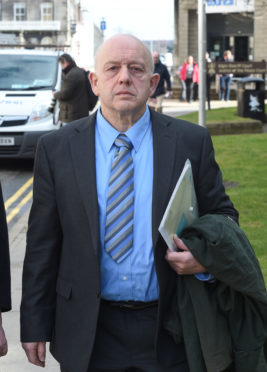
top-left (96, 106), bottom-right (151, 153)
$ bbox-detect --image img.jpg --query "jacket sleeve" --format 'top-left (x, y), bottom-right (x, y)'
top-left (180, 64), bottom-right (187, 81)
top-left (0, 183), bottom-right (11, 312)
top-left (195, 129), bottom-right (239, 223)
top-left (54, 72), bottom-right (80, 101)
top-left (20, 138), bottom-right (62, 342)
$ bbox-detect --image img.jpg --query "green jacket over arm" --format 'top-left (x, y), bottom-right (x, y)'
top-left (164, 214), bottom-right (267, 372)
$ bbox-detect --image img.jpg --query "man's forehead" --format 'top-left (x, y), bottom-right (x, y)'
top-left (104, 49), bottom-right (147, 64)
top-left (102, 44), bottom-right (147, 61)
top-left (97, 37), bottom-right (149, 63)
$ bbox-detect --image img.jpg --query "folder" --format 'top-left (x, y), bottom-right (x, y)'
top-left (158, 159), bottom-right (198, 251)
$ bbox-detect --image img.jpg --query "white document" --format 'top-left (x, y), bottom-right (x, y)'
top-left (158, 159), bottom-right (199, 251)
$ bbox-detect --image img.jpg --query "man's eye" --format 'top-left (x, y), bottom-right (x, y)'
top-left (107, 66), bottom-right (118, 72)
top-left (131, 66), bottom-right (143, 73)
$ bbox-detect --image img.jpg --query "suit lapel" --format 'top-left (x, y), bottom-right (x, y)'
top-left (69, 115), bottom-right (100, 256)
top-left (151, 112), bottom-right (178, 247)
top-left (68, 111), bottom-right (180, 253)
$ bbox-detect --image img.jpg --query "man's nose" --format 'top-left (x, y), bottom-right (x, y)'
top-left (118, 66), bottom-right (131, 84)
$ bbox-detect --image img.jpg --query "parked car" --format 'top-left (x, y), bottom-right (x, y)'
top-left (0, 48), bottom-right (62, 158)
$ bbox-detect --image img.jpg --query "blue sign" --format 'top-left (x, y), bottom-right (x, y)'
top-left (207, 0), bottom-right (234, 5)
top-left (100, 20), bottom-right (106, 31)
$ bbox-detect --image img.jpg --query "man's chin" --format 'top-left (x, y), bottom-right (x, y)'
top-left (114, 100), bottom-right (137, 113)
top-left (113, 101), bottom-right (146, 118)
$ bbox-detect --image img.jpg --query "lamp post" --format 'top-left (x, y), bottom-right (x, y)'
top-left (198, 0), bottom-right (207, 127)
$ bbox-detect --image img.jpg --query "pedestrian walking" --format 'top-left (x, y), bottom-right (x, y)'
top-left (219, 50), bottom-right (233, 101)
top-left (20, 34), bottom-right (266, 372)
top-left (148, 51), bottom-right (172, 113)
top-left (53, 54), bottom-right (96, 125)
top-left (180, 56), bottom-right (199, 103)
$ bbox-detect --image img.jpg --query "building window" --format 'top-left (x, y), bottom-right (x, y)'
top-left (14, 3), bottom-right (26, 21)
top-left (41, 3), bottom-right (53, 21)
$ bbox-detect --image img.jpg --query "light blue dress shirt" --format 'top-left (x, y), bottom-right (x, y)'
top-left (95, 106), bottom-right (159, 301)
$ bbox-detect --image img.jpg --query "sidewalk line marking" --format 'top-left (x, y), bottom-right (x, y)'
top-left (4, 177), bottom-right (33, 210)
top-left (6, 190), bottom-right (33, 224)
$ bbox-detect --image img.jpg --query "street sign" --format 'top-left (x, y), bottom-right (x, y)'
top-left (207, 61), bottom-right (266, 75)
top-left (100, 19), bottom-right (106, 31)
top-left (206, 0), bottom-right (254, 13)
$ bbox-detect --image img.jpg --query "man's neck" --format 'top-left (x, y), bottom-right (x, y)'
top-left (100, 107), bottom-right (146, 132)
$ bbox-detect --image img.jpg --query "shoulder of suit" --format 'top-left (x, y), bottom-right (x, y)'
top-left (39, 115), bottom-right (95, 144)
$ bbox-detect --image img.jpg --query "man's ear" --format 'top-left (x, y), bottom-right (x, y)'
top-left (89, 71), bottom-right (99, 96)
top-left (149, 73), bottom-right (160, 97)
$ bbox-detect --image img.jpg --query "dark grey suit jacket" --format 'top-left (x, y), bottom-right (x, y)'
top-left (20, 110), bottom-right (238, 371)
top-left (0, 181), bottom-right (11, 312)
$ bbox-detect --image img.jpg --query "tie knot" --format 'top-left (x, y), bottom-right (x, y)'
top-left (114, 134), bottom-right (133, 150)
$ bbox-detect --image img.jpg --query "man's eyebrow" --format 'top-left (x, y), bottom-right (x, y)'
top-left (104, 61), bottom-right (120, 66)
top-left (103, 61), bottom-right (146, 67)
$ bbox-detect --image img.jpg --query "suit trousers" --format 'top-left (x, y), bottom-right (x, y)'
top-left (61, 300), bottom-right (189, 372)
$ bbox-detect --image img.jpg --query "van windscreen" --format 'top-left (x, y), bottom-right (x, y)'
top-left (0, 54), bottom-right (58, 90)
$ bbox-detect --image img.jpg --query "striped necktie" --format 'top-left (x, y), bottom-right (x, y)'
top-left (105, 134), bottom-right (134, 263)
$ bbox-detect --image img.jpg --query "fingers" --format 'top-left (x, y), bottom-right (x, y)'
top-left (38, 341), bottom-right (46, 364)
top-left (0, 325), bottom-right (8, 357)
top-left (173, 235), bottom-right (189, 251)
top-left (165, 236), bottom-right (206, 275)
top-left (0, 340), bottom-right (8, 357)
top-left (22, 342), bottom-right (46, 367)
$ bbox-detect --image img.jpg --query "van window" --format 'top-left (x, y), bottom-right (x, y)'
top-left (0, 54), bottom-right (58, 90)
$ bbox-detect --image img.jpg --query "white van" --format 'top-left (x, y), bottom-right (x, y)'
top-left (0, 48), bottom-right (62, 158)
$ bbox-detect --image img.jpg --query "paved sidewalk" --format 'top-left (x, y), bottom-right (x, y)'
top-left (162, 98), bottom-right (238, 118)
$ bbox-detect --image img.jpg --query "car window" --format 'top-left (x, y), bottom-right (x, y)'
top-left (0, 54), bottom-right (58, 90)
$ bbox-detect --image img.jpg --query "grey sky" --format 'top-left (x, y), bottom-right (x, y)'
top-left (84, 0), bottom-right (174, 40)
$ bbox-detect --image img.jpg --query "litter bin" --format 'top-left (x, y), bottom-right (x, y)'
top-left (237, 77), bottom-right (265, 122)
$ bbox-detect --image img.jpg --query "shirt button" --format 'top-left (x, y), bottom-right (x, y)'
top-left (122, 276), bottom-right (127, 281)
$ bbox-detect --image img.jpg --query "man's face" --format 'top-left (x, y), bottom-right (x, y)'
top-left (225, 51), bottom-right (231, 60)
top-left (90, 36), bottom-right (159, 120)
top-left (153, 52), bottom-right (160, 64)
top-left (59, 61), bottom-right (68, 70)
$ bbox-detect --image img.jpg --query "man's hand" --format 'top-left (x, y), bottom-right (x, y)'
top-left (22, 342), bottom-right (46, 368)
top-left (0, 317), bottom-right (8, 357)
top-left (165, 234), bottom-right (206, 275)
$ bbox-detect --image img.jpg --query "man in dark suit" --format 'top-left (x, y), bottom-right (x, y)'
top-left (21, 34), bottom-right (238, 371)
top-left (0, 181), bottom-right (11, 357)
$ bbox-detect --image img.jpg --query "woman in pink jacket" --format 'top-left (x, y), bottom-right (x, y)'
top-left (180, 56), bottom-right (199, 103)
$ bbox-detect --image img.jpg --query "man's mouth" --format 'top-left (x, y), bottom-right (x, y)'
top-left (116, 91), bottom-right (134, 96)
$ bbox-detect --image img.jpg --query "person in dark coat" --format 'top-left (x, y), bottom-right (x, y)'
top-left (149, 52), bottom-right (172, 113)
top-left (53, 54), bottom-right (93, 124)
top-left (0, 181), bottom-right (11, 357)
top-left (20, 34), bottom-right (238, 372)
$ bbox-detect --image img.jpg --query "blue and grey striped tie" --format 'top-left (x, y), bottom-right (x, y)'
top-left (105, 134), bottom-right (134, 263)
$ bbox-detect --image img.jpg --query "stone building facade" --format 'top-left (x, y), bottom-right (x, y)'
top-left (0, 0), bottom-right (79, 47)
top-left (174, 0), bottom-right (267, 66)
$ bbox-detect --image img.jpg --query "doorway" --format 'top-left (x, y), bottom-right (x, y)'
top-left (234, 36), bottom-right (249, 61)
